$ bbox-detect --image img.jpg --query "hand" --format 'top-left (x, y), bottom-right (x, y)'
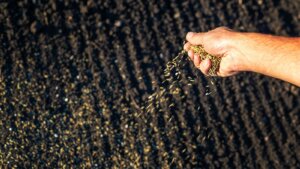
top-left (184, 27), bottom-right (246, 77)
top-left (184, 27), bottom-right (300, 86)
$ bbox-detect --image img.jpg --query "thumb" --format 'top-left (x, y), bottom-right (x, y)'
top-left (186, 32), bottom-right (205, 45)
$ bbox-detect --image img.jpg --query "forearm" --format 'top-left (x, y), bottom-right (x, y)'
top-left (236, 33), bottom-right (300, 86)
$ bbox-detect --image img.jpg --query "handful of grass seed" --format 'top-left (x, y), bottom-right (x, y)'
top-left (189, 45), bottom-right (221, 76)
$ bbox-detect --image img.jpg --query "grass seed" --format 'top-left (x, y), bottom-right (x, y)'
top-left (190, 45), bottom-right (221, 76)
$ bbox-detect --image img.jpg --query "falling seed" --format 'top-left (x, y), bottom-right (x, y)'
top-left (174, 12), bottom-right (180, 18)
top-left (144, 146), bottom-right (151, 154)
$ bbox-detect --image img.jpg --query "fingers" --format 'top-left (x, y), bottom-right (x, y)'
top-left (186, 32), bottom-right (205, 45)
top-left (184, 42), bottom-right (194, 60)
top-left (188, 52), bottom-right (212, 76)
top-left (194, 54), bottom-right (200, 67)
top-left (184, 27), bottom-right (237, 77)
top-left (184, 41), bottom-right (212, 75)
top-left (183, 42), bottom-right (191, 51)
top-left (184, 31), bottom-right (212, 76)
top-left (188, 50), bottom-right (194, 61)
top-left (199, 59), bottom-right (211, 75)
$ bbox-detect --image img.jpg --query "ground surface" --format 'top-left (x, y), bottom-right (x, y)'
top-left (0, 0), bottom-right (300, 168)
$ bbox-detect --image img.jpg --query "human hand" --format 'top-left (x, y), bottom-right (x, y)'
top-left (184, 27), bottom-right (246, 77)
top-left (184, 27), bottom-right (300, 86)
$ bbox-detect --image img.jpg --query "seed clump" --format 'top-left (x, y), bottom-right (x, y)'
top-left (189, 45), bottom-right (221, 76)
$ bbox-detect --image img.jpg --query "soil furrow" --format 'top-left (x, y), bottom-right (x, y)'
top-left (1, 0), bottom-right (300, 168)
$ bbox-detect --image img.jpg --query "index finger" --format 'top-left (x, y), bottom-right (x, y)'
top-left (186, 32), bottom-right (205, 45)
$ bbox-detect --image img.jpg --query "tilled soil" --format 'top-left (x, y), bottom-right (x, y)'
top-left (0, 0), bottom-right (300, 168)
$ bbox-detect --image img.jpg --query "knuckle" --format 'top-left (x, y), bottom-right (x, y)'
top-left (216, 26), bottom-right (230, 31)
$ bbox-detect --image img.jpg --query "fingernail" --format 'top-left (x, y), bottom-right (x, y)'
top-left (205, 60), bottom-right (209, 66)
top-left (188, 50), bottom-right (193, 57)
top-left (204, 59), bottom-right (211, 69)
top-left (186, 32), bottom-right (194, 39)
top-left (183, 44), bottom-right (188, 50)
top-left (194, 54), bottom-right (199, 59)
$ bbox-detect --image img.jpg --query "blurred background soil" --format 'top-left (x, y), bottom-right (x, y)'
top-left (0, 0), bottom-right (299, 168)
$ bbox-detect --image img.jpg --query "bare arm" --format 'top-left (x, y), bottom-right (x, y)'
top-left (236, 33), bottom-right (300, 86)
top-left (184, 27), bottom-right (300, 87)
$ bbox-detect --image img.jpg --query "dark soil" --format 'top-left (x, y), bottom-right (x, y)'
top-left (0, 0), bottom-right (300, 168)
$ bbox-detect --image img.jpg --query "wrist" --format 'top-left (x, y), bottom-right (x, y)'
top-left (225, 32), bottom-right (256, 72)
top-left (232, 32), bottom-right (278, 73)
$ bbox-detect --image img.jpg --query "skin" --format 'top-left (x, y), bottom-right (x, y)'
top-left (184, 27), bottom-right (300, 87)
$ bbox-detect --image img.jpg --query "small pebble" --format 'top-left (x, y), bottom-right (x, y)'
top-left (97, 22), bottom-right (103, 27)
top-left (264, 136), bottom-right (269, 142)
top-left (174, 12), bottom-right (180, 18)
top-left (114, 20), bottom-right (122, 27)
top-left (159, 53), bottom-right (164, 59)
